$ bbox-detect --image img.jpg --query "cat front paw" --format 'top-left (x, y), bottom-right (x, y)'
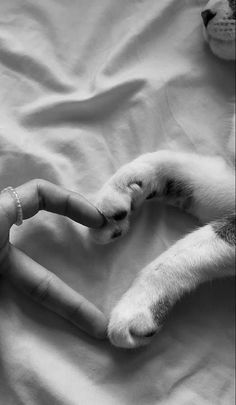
top-left (88, 183), bottom-right (133, 244)
top-left (89, 180), bottom-right (146, 244)
top-left (108, 280), bottom-right (172, 348)
top-left (89, 156), bottom-right (157, 244)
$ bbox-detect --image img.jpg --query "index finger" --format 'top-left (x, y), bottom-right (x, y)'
top-left (0, 179), bottom-right (104, 228)
top-left (6, 245), bottom-right (108, 339)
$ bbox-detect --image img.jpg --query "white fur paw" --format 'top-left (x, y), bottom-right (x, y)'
top-left (89, 181), bottom-right (143, 244)
top-left (107, 284), bottom-right (171, 349)
top-left (89, 156), bottom-right (157, 244)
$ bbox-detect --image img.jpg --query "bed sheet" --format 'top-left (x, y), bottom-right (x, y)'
top-left (0, 0), bottom-right (235, 404)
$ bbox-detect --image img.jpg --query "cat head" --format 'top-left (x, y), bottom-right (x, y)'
top-left (201, 0), bottom-right (235, 60)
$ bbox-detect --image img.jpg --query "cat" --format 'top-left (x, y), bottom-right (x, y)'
top-left (89, 0), bottom-right (236, 348)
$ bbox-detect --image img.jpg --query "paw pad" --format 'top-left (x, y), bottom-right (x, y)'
top-left (112, 230), bottom-right (122, 239)
top-left (112, 210), bottom-right (128, 221)
top-left (146, 191), bottom-right (157, 200)
top-left (136, 180), bottom-right (143, 188)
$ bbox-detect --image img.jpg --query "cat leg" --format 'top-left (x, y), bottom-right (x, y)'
top-left (108, 215), bottom-right (235, 348)
top-left (89, 150), bottom-right (235, 243)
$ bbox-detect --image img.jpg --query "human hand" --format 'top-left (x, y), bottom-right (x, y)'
top-left (0, 179), bottom-right (107, 339)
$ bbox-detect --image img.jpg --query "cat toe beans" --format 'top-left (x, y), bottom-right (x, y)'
top-left (146, 191), bottom-right (157, 200)
top-left (111, 230), bottom-right (123, 239)
top-left (89, 153), bottom-right (169, 244)
top-left (89, 173), bottom-right (150, 244)
top-left (88, 184), bottom-right (132, 243)
top-left (112, 210), bottom-right (128, 221)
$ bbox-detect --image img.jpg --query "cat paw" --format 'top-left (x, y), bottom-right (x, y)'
top-left (89, 156), bottom-right (157, 244)
top-left (89, 181), bottom-right (143, 244)
top-left (107, 283), bottom-right (172, 348)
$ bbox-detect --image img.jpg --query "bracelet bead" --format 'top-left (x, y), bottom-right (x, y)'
top-left (1, 187), bottom-right (23, 226)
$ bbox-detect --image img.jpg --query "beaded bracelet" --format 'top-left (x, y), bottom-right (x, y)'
top-left (1, 187), bottom-right (23, 226)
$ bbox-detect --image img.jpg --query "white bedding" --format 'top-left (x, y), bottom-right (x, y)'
top-left (0, 0), bottom-right (235, 404)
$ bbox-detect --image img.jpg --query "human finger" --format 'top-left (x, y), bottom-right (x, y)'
top-left (5, 245), bottom-right (108, 339)
top-left (0, 179), bottom-right (105, 228)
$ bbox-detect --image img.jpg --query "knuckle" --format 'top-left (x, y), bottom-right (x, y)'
top-left (67, 300), bottom-right (84, 321)
top-left (29, 273), bottom-right (54, 304)
top-left (35, 179), bottom-right (49, 211)
top-left (29, 178), bottom-right (45, 189)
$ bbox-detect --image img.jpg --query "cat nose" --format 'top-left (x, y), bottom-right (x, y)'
top-left (201, 9), bottom-right (216, 27)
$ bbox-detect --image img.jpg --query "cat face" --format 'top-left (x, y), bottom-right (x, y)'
top-left (202, 0), bottom-right (235, 60)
